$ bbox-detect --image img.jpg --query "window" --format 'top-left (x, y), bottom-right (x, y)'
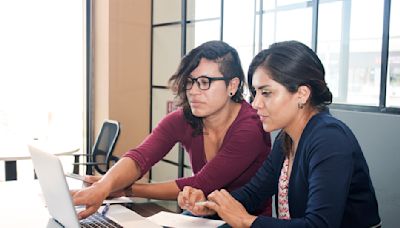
top-left (387, 0), bottom-right (400, 108)
top-left (0, 0), bottom-right (86, 180)
top-left (252, 0), bottom-right (399, 113)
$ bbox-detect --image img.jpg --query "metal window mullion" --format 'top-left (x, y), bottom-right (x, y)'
top-left (220, 0), bottom-right (224, 41)
top-left (311, 0), bottom-right (319, 52)
top-left (379, 0), bottom-right (391, 110)
top-left (86, 0), bottom-right (94, 174)
top-left (337, 0), bottom-right (351, 103)
top-left (178, 0), bottom-right (187, 179)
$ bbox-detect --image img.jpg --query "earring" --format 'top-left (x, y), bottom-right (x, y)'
top-left (229, 92), bottom-right (233, 97)
top-left (298, 102), bottom-right (304, 109)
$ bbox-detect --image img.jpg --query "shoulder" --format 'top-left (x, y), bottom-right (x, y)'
top-left (227, 101), bottom-right (271, 146)
top-left (305, 111), bottom-right (356, 141)
top-left (155, 108), bottom-right (189, 132)
top-left (233, 101), bottom-right (263, 128)
top-left (302, 111), bottom-right (360, 157)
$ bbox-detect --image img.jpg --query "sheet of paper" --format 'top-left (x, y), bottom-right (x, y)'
top-left (103, 196), bottom-right (135, 204)
top-left (147, 211), bottom-right (225, 228)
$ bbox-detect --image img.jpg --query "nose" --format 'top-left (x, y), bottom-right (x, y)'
top-left (187, 81), bottom-right (202, 95)
top-left (251, 92), bottom-right (262, 110)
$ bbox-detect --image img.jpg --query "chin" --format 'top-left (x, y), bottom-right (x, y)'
top-left (263, 124), bottom-right (275, 133)
top-left (191, 109), bottom-right (206, 118)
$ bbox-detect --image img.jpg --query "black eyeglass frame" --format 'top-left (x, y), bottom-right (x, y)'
top-left (185, 75), bottom-right (229, 90)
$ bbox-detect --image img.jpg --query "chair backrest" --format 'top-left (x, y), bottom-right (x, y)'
top-left (91, 120), bottom-right (120, 174)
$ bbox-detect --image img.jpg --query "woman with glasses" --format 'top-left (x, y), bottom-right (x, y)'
top-left (178, 41), bottom-right (381, 227)
top-left (72, 40), bottom-right (272, 219)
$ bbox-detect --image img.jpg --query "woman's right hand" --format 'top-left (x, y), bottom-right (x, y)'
top-left (178, 186), bottom-right (216, 216)
top-left (71, 182), bottom-right (110, 219)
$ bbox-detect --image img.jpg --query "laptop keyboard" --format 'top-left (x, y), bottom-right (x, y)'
top-left (80, 212), bottom-right (123, 228)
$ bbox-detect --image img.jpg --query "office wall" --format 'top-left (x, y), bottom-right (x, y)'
top-left (93, 0), bottom-right (151, 157)
top-left (330, 109), bottom-right (400, 227)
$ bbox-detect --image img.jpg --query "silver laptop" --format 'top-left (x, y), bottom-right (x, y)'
top-left (28, 145), bottom-right (161, 228)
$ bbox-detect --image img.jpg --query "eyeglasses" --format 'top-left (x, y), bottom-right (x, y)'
top-left (185, 75), bottom-right (228, 90)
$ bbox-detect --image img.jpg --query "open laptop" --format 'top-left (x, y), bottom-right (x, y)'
top-left (29, 145), bottom-right (161, 228)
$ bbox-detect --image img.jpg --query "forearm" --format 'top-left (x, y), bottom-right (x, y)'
top-left (95, 157), bottom-right (141, 194)
top-left (130, 181), bottom-right (181, 200)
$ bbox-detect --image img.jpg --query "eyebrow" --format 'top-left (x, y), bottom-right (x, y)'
top-left (253, 85), bottom-right (270, 90)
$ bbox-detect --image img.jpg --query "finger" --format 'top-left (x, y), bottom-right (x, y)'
top-left (181, 186), bottom-right (192, 202)
top-left (77, 206), bottom-right (98, 220)
top-left (70, 189), bottom-right (78, 197)
top-left (201, 200), bottom-right (218, 211)
top-left (189, 188), bottom-right (204, 206)
top-left (84, 175), bottom-right (99, 184)
top-left (177, 192), bottom-right (187, 209)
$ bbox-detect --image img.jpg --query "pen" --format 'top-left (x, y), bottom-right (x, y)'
top-left (195, 201), bottom-right (210, 206)
top-left (101, 203), bottom-right (110, 216)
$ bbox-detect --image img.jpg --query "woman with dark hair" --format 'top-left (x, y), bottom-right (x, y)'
top-left (178, 41), bottom-right (381, 228)
top-left (72, 40), bottom-right (272, 219)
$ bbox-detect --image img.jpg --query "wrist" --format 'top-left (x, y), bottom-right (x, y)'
top-left (93, 180), bottom-right (113, 198)
top-left (241, 215), bottom-right (257, 228)
top-left (124, 186), bottom-right (133, 197)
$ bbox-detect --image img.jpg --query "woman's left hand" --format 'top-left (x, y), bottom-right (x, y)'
top-left (204, 189), bottom-right (257, 228)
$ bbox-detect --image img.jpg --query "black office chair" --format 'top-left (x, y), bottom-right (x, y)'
top-left (73, 120), bottom-right (120, 175)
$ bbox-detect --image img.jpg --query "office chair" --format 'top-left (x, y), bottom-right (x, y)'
top-left (73, 120), bottom-right (120, 175)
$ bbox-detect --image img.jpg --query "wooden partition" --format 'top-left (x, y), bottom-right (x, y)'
top-left (93, 0), bottom-right (151, 158)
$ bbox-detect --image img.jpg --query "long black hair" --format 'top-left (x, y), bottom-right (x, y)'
top-left (248, 40), bottom-right (333, 156)
top-left (169, 40), bottom-right (245, 136)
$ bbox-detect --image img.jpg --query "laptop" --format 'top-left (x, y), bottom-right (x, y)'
top-left (28, 145), bottom-right (161, 228)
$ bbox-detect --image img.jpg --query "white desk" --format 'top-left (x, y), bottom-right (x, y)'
top-left (0, 140), bottom-right (79, 180)
top-left (0, 179), bottom-right (162, 227)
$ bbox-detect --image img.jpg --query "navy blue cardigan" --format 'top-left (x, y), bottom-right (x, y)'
top-left (231, 111), bottom-right (380, 227)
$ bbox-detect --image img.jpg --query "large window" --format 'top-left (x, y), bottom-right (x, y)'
top-left (0, 0), bottom-right (86, 180)
top-left (255, 0), bottom-right (399, 112)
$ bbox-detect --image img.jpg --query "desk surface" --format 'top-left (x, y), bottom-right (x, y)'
top-left (0, 180), bottom-right (171, 227)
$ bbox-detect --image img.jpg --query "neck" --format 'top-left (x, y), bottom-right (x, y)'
top-left (203, 101), bottom-right (241, 133)
top-left (285, 108), bottom-right (318, 147)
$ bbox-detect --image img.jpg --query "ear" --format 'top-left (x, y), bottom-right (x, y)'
top-left (297, 85), bottom-right (311, 104)
top-left (229, 77), bottom-right (240, 94)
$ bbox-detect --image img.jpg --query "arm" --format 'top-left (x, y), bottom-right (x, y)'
top-left (129, 181), bottom-right (181, 200)
top-left (250, 126), bottom-right (356, 227)
top-left (176, 120), bottom-right (270, 195)
top-left (73, 110), bottom-right (186, 218)
top-left (230, 139), bottom-right (282, 214)
top-left (72, 157), bottom-right (140, 219)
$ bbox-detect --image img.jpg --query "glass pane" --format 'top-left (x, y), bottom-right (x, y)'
top-left (317, 1), bottom-right (343, 100)
top-left (346, 0), bottom-right (384, 106)
top-left (152, 25), bottom-right (182, 86)
top-left (153, 0), bottom-right (181, 24)
top-left (262, 6), bottom-right (312, 49)
top-left (264, 0), bottom-right (308, 11)
top-left (224, 0), bottom-right (256, 81)
top-left (0, 0), bottom-right (84, 143)
top-left (0, 0), bottom-right (84, 179)
top-left (318, 0), bottom-right (384, 106)
top-left (277, 0), bottom-right (308, 7)
top-left (186, 20), bottom-right (220, 53)
top-left (187, 0), bottom-right (221, 20)
top-left (387, 0), bottom-right (400, 108)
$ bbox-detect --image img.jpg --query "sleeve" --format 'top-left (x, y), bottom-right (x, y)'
top-left (175, 119), bottom-right (270, 195)
top-left (250, 125), bottom-right (355, 228)
top-left (123, 110), bottom-right (186, 178)
top-left (230, 137), bottom-right (282, 214)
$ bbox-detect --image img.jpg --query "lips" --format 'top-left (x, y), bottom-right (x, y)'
top-left (257, 113), bottom-right (269, 121)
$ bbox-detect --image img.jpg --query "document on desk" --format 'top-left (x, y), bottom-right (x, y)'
top-left (147, 211), bottom-right (225, 228)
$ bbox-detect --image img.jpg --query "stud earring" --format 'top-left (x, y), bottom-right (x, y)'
top-left (229, 92), bottom-right (233, 97)
top-left (298, 102), bottom-right (305, 109)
